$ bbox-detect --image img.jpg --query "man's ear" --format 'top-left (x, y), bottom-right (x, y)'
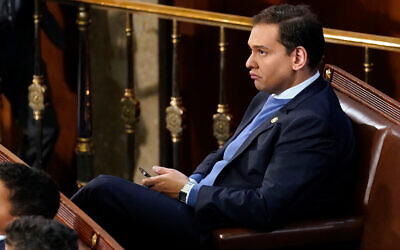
top-left (291, 46), bottom-right (308, 71)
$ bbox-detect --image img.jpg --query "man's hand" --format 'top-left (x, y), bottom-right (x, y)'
top-left (141, 166), bottom-right (189, 199)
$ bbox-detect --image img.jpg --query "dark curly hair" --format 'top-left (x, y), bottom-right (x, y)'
top-left (0, 162), bottom-right (60, 218)
top-left (252, 4), bottom-right (325, 71)
top-left (5, 216), bottom-right (78, 250)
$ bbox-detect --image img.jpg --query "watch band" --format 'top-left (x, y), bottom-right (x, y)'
top-left (178, 181), bottom-right (196, 203)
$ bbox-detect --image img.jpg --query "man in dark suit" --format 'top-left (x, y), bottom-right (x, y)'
top-left (71, 4), bottom-right (355, 249)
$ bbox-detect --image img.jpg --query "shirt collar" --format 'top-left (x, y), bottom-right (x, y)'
top-left (0, 235), bottom-right (5, 241)
top-left (271, 71), bottom-right (320, 99)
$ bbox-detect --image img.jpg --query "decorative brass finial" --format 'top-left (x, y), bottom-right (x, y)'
top-left (363, 62), bottom-right (374, 73)
top-left (325, 68), bottom-right (332, 81)
top-left (172, 19), bottom-right (179, 44)
top-left (90, 233), bottom-right (98, 249)
top-left (166, 97), bottom-right (184, 143)
top-left (75, 137), bottom-right (93, 154)
top-left (364, 47), bottom-right (373, 73)
top-left (219, 26), bottom-right (226, 52)
top-left (28, 75), bottom-right (46, 121)
top-left (121, 89), bottom-right (140, 134)
top-left (213, 104), bottom-right (231, 147)
top-left (77, 5), bottom-right (91, 29)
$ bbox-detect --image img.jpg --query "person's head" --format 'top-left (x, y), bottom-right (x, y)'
top-left (0, 162), bottom-right (60, 233)
top-left (246, 4), bottom-right (325, 94)
top-left (5, 216), bottom-right (78, 250)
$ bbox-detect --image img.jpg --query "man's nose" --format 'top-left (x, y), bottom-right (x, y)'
top-left (246, 54), bottom-right (255, 69)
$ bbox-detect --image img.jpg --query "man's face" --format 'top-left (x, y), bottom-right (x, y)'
top-left (246, 23), bottom-right (296, 94)
top-left (0, 181), bottom-right (14, 234)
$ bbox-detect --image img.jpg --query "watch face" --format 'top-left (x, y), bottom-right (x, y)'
top-left (179, 181), bottom-right (195, 203)
top-left (178, 191), bottom-right (187, 203)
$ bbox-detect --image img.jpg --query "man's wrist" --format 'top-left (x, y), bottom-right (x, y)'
top-left (178, 180), bottom-right (196, 204)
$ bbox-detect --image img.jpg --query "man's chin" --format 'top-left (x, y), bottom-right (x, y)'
top-left (254, 83), bottom-right (270, 93)
top-left (254, 81), bottom-right (264, 91)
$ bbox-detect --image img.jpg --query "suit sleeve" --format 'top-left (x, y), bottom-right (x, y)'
top-left (194, 113), bottom-right (339, 230)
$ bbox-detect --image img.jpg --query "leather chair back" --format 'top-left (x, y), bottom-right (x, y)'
top-left (324, 64), bottom-right (400, 250)
top-left (213, 65), bottom-right (400, 250)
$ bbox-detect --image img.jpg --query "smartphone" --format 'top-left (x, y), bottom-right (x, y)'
top-left (138, 167), bottom-right (152, 177)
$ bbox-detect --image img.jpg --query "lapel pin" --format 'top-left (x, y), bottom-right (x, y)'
top-left (271, 117), bottom-right (279, 123)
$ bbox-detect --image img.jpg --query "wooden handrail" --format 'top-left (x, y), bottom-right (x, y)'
top-left (54, 0), bottom-right (400, 52)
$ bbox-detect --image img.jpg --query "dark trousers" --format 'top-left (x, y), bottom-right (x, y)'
top-left (71, 175), bottom-right (202, 250)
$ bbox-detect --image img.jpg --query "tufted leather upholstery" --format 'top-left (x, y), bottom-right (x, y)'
top-left (212, 64), bottom-right (400, 250)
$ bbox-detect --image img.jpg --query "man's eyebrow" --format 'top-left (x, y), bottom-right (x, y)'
top-left (249, 45), bottom-right (269, 50)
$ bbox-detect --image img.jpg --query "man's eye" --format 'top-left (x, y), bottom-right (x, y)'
top-left (258, 50), bottom-right (266, 55)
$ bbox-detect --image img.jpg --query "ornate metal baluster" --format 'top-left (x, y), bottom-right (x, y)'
top-left (28, 0), bottom-right (46, 168)
top-left (166, 19), bottom-right (184, 170)
top-left (213, 26), bottom-right (231, 148)
top-left (75, 4), bottom-right (93, 184)
top-left (364, 47), bottom-right (373, 83)
top-left (121, 13), bottom-right (140, 180)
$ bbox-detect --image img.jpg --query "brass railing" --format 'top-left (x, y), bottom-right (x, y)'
top-left (49, 0), bottom-right (400, 180)
top-left (58, 0), bottom-right (400, 52)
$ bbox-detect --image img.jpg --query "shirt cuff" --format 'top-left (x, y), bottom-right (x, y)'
top-left (186, 183), bottom-right (201, 207)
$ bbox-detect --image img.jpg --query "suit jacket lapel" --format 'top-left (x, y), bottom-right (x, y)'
top-left (229, 114), bottom-right (279, 162)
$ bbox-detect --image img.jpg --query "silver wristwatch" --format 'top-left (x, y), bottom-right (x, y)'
top-left (178, 181), bottom-right (196, 203)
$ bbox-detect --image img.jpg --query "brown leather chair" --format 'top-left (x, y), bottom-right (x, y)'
top-left (0, 144), bottom-right (123, 250)
top-left (212, 64), bottom-right (400, 250)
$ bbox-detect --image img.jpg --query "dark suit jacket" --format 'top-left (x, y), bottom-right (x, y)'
top-left (192, 76), bottom-right (356, 232)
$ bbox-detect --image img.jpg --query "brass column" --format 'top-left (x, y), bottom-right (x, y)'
top-left (213, 26), bottom-right (231, 148)
top-left (75, 4), bottom-right (94, 183)
top-left (121, 13), bottom-right (140, 180)
top-left (28, 0), bottom-right (46, 168)
top-left (166, 19), bottom-right (184, 170)
top-left (364, 47), bottom-right (373, 83)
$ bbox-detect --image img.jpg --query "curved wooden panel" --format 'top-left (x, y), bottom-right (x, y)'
top-left (0, 143), bottom-right (123, 250)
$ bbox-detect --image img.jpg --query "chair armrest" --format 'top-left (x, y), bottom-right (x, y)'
top-left (56, 193), bottom-right (124, 250)
top-left (213, 216), bottom-right (363, 250)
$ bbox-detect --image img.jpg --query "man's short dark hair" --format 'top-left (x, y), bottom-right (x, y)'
top-left (0, 162), bottom-right (60, 218)
top-left (252, 4), bottom-right (325, 70)
top-left (5, 216), bottom-right (78, 250)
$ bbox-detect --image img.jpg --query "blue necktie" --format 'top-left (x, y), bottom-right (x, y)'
top-left (199, 96), bottom-right (291, 186)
